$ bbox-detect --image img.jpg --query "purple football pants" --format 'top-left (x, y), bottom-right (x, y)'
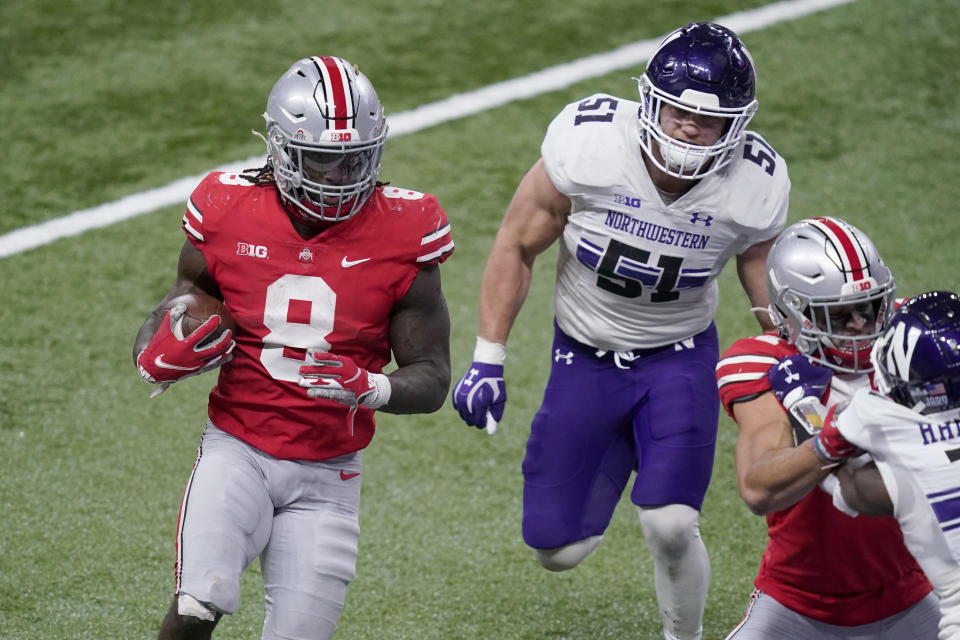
top-left (522, 321), bottom-right (719, 550)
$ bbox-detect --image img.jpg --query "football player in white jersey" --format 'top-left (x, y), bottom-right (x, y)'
top-left (451, 22), bottom-right (788, 640)
top-left (828, 291), bottom-right (960, 640)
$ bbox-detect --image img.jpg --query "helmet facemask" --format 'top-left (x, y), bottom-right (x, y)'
top-left (783, 288), bottom-right (892, 373)
top-left (268, 125), bottom-right (385, 223)
top-left (637, 75), bottom-right (756, 179)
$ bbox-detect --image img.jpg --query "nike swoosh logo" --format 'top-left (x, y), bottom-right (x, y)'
top-left (154, 355), bottom-right (201, 371)
top-left (340, 470), bottom-right (360, 481)
top-left (341, 257), bottom-right (371, 268)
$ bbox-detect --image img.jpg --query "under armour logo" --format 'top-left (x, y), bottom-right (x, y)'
top-left (554, 349), bottom-right (574, 365)
top-left (463, 368), bottom-right (479, 386)
top-left (778, 360), bottom-right (800, 384)
top-left (689, 212), bottom-right (713, 226)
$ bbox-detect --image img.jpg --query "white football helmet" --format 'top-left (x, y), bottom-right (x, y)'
top-left (263, 56), bottom-right (388, 223)
top-left (637, 22), bottom-right (758, 179)
top-left (766, 217), bottom-right (896, 373)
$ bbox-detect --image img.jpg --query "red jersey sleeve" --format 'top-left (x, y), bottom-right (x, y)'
top-left (368, 186), bottom-right (454, 303)
top-left (716, 333), bottom-right (797, 418)
top-left (384, 187), bottom-right (454, 266)
top-left (180, 171), bottom-right (256, 252)
top-left (181, 172), bottom-right (222, 248)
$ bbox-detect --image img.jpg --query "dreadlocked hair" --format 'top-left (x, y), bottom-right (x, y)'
top-left (240, 161), bottom-right (276, 186)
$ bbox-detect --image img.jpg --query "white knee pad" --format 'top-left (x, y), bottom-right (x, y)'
top-left (532, 535), bottom-right (603, 571)
top-left (637, 504), bottom-right (701, 555)
top-left (637, 504), bottom-right (709, 640)
top-left (178, 593), bottom-right (217, 622)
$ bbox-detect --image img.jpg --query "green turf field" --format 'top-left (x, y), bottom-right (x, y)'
top-left (2, 0), bottom-right (959, 638)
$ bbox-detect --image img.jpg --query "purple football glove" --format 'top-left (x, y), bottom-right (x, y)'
top-left (451, 362), bottom-right (506, 434)
top-left (768, 355), bottom-right (833, 410)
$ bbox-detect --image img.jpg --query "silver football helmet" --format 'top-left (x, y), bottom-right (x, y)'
top-left (263, 56), bottom-right (388, 223)
top-left (766, 217), bottom-right (896, 373)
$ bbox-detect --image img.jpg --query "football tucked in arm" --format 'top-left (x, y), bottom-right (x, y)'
top-left (168, 292), bottom-right (236, 345)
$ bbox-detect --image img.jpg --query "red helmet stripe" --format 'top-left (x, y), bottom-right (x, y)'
top-left (812, 216), bottom-right (867, 282)
top-left (314, 56), bottom-right (352, 130)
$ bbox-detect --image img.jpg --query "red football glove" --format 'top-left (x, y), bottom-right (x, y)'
top-left (812, 404), bottom-right (862, 465)
top-left (136, 302), bottom-right (235, 395)
top-left (297, 351), bottom-right (390, 410)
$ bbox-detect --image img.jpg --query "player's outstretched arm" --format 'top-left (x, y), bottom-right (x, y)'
top-left (737, 236), bottom-right (777, 332)
top-left (133, 240), bottom-right (234, 395)
top-left (298, 265), bottom-right (450, 414)
top-left (476, 158), bottom-right (570, 346)
top-left (381, 264), bottom-right (452, 414)
top-left (452, 159), bottom-right (569, 433)
top-left (132, 240), bottom-right (223, 361)
top-left (732, 393), bottom-right (836, 515)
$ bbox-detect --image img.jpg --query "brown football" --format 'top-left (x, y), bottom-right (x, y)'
top-left (168, 292), bottom-right (236, 346)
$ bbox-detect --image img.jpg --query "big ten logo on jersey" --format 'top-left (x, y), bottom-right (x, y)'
top-left (613, 193), bottom-right (643, 209)
top-left (237, 242), bottom-right (269, 259)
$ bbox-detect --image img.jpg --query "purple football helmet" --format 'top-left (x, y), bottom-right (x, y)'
top-left (637, 22), bottom-right (758, 179)
top-left (872, 291), bottom-right (960, 414)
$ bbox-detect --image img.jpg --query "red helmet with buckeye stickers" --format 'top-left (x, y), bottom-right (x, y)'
top-left (766, 217), bottom-right (896, 373)
top-left (263, 56), bottom-right (388, 223)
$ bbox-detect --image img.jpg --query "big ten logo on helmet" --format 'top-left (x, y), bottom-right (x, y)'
top-left (237, 242), bottom-right (269, 259)
top-left (842, 279), bottom-right (876, 295)
top-left (329, 131), bottom-right (353, 142)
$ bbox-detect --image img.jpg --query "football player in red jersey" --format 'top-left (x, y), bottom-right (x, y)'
top-left (133, 56), bottom-right (454, 640)
top-left (715, 217), bottom-right (940, 638)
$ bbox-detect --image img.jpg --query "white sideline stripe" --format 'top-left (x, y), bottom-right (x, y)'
top-left (0, 0), bottom-right (856, 259)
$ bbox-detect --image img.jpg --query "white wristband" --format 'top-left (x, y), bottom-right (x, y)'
top-left (473, 337), bottom-right (507, 365)
top-left (362, 372), bottom-right (392, 410)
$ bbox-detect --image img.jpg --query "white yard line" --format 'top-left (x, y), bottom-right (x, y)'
top-left (0, 0), bottom-right (857, 258)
